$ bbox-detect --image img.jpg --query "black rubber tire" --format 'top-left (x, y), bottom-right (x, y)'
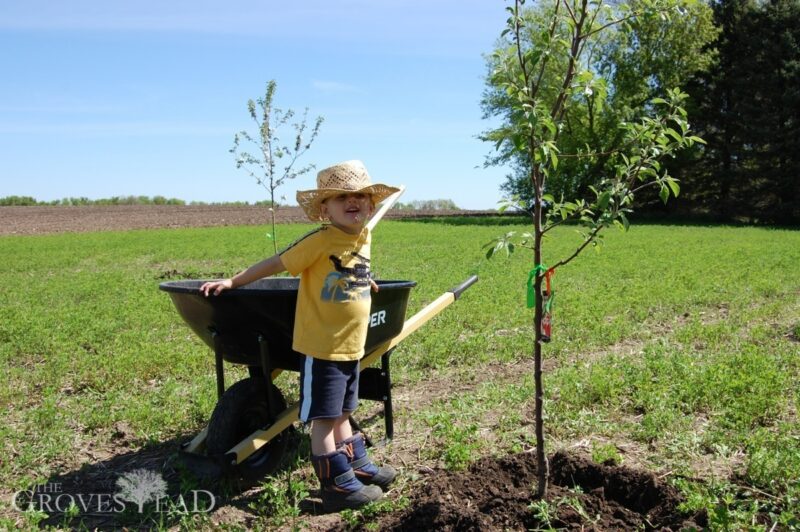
top-left (205, 376), bottom-right (290, 483)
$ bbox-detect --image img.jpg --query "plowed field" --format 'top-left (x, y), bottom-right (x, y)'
top-left (0, 205), bottom-right (492, 236)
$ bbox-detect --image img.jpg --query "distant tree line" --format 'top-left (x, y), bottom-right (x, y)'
top-left (673, 0), bottom-right (800, 224)
top-left (485, 0), bottom-right (800, 225)
top-left (0, 195), bottom-right (287, 207)
top-left (1, 195), bottom-right (461, 210)
top-left (393, 199), bottom-right (460, 211)
top-left (0, 195), bottom-right (187, 206)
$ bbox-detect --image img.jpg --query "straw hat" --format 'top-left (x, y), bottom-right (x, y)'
top-left (296, 160), bottom-right (400, 222)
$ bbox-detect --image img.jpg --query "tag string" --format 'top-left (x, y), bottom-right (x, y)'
top-left (527, 264), bottom-right (556, 309)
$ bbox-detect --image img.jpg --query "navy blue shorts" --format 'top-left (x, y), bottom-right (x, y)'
top-left (298, 356), bottom-right (360, 422)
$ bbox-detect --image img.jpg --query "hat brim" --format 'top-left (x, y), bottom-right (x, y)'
top-left (296, 184), bottom-right (401, 222)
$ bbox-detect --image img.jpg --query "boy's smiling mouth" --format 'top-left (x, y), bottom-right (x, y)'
top-left (322, 193), bottom-right (373, 232)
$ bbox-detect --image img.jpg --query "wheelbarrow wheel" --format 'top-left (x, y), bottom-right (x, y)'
top-left (205, 375), bottom-right (289, 483)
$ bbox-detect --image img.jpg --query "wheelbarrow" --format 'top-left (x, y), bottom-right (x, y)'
top-left (159, 274), bottom-right (478, 483)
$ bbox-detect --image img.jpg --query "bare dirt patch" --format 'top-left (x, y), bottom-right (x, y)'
top-left (346, 450), bottom-right (705, 531)
top-left (0, 205), bottom-right (493, 236)
top-left (0, 205), bottom-right (304, 235)
top-left (27, 439), bottom-right (705, 531)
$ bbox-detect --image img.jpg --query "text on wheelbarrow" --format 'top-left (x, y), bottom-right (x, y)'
top-left (369, 310), bottom-right (386, 328)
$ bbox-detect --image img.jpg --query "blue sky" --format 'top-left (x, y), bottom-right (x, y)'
top-left (0, 1), bottom-right (512, 209)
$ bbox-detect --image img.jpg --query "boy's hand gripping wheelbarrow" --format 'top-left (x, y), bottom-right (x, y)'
top-left (159, 274), bottom-right (478, 482)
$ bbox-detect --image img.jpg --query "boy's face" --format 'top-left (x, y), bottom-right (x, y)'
top-left (321, 192), bottom-right (375, 234)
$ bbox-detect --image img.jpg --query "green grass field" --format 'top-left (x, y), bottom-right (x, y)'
top-left (1, 220), bottom-right (799, 530)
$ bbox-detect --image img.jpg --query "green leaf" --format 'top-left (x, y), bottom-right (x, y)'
top-left (597, 191), bottom-right (611, 210)
top-left (541, 118), bottom-right (557, 137)
top-left (576, 70), bottom-right (593, 84)
top-left (659, 186), bottom-right (670, 205)
top-left (512, 133), bottom-right (528, 153)
top-left (497, 197), bottom-right (520, 213)
top-left (664, 128), bottom-right (683, 142)
top-left (666, 178), bottom-right (680, 197)
top-left (483, 238), bottom-right (504, 259)
top-left (525, 49), bottom-right (542, 68)
top-left (619, 212), bottom-right (630, 231)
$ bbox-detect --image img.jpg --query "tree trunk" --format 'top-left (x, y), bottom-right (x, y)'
top-left (532, 167), bottom-right (548, 497)
top-left (269, 185), bottom-right (278, 254)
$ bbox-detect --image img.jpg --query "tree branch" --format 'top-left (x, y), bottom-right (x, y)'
top-left (531, 0), bottom-right (562, 101)
top-left (582, 13), bottom-right (635, 39)
top-left (514, 0), bottom-right (532, 89)
top-left (541, 208), bottom-right (584, 234)
top-left (541, 216), bottom-right (571, 235)
top-left (562, 0), bottom-right (577, 24)
top-left (630, 173), bottom-right (662, 195)
top-left (550, 224), bottom-right (604, 271)
top-left (550, 0), bottom-right (587, 122)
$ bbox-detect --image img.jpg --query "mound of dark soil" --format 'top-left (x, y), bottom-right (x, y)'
top-left (371, 450), bottom-right (705, 531)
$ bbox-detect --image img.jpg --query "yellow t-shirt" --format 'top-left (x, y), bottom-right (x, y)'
top-left (279, 225), bottom-right (372, 361)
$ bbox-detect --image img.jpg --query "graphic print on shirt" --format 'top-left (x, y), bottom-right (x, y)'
top-left (321, 252), bottom-right (371, 302)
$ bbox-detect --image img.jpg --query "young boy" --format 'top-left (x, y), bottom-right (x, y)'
top-left (200, 160), bottom-right (398, 511)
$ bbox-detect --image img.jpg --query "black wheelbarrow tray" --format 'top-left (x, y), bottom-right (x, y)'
top-left (159, 275), bottom-right (478, 482)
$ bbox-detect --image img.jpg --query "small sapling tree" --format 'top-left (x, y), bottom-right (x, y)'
top-left (482, 0), bottom-right (705, 497)
top-left (231, 80), bottom-right (323, 253)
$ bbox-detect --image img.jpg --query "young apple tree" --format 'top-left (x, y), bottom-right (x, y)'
top-left (231, 80), bottom-right (323, 253)
top-left (482, 0), bottom-right (706, 497)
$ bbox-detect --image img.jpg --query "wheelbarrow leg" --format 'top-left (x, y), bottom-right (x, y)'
top-left (381, 350), bottom-right (394, 442)
top-left (211, 329), bottom-right (225, 400)
top-left (257, 335), bottom-right (279, 419)
top-left (350, 348), bottom-right (395, 447)
top-left (348, 416), bottom-right (372, 447)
